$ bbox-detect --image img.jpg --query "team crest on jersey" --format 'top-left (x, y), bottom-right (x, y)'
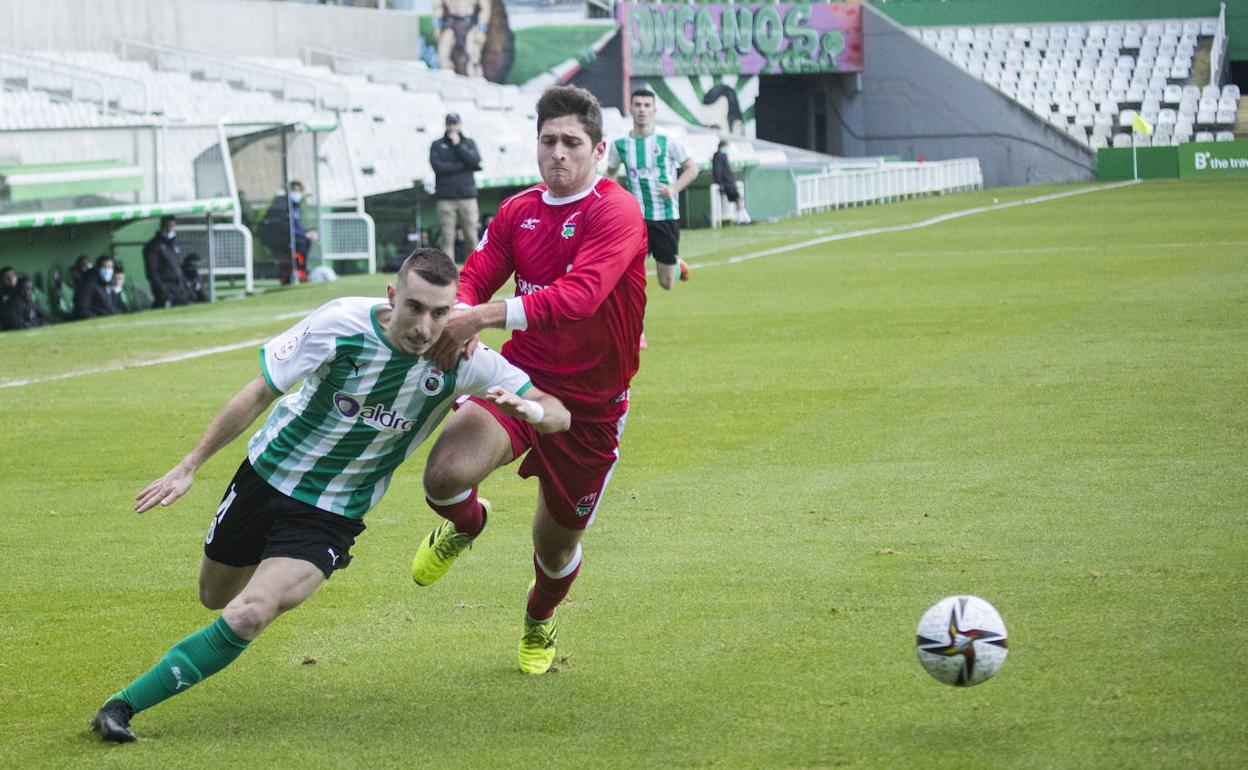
top-left (274, 334), bottom-right (300, 361)
top-left (575, 492), bottom-right (598, 517)
top-left (561, 212), bottom-right (581, 239)
top-left (421, 369), bottom-right (445, 396)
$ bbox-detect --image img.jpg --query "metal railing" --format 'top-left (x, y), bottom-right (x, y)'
top-left (708, 181), bottom-right (746, 229)
top-left (320, 213), bottom-right (376, 273)
top-left (0, 53), bottom-right (112, 114)
top-left (796, 158), bottom-right (983, 214)
top-left (116, 38), bottom-right (352, 112)
top-left (1210, 3), bottom-right (1228, 89)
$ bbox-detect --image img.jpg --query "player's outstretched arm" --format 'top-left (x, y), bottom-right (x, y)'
top-left (482, 385), bottom-right (570, 434)
top-left (134, 375), bottom-right (278, 513)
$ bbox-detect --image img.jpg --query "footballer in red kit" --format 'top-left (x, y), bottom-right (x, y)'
top-left (410, 85), bottom-right (647, 675)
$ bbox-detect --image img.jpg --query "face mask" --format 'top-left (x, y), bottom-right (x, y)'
top-left (98, 267), bottom-right (114, 283)
top-left (163, 230), bottom-right (176, 240)
top-left (289, 191), bottom-right (303, 204)
top-left (407, 233), bottom-right (419, 242)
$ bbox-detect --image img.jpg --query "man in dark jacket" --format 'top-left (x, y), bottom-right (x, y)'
top-left (1, 276), bottom-right (48, 331)
top-left (429, 112), bottom-right (482, 262)
top-left (74, 256), bottom-right (118, 320)
top-left (258, 181), bottom-right (314, 284)
top-left (143, 216), bottom-right (189, 308)
top-left (711, 140), bottom-right (750, 225)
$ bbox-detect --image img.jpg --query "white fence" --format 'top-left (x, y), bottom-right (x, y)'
top-left (320, 212), bottom-right (377, 273)
top-left (796, 158), bottom-right (983, 214)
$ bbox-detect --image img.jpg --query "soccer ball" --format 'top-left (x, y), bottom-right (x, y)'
top-left (915, 595), bottom-right (1009, 686)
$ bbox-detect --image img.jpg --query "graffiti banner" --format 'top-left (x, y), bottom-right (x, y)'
top-left (618, 3), bottom-right (863, 77)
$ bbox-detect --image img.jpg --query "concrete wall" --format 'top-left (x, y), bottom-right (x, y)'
top-left (834, 5), bottom-right (1096, 187)
top-left (0, 0), bottom-right (423, 59)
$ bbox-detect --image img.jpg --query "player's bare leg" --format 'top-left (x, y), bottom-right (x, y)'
top-left (221, 557), bottom-right (325, 640)
top-left (412, 401), bottom-right (515, 585)
top-left (519, 492), bottom-right (585, 674)
top-left (198, 556), bottom-right (256, 610)
top-left (656, 261), bottom-right (678, 290)
top-left (93, 557), bottom-right (323, 742)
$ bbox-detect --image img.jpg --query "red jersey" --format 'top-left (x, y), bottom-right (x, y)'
top-left (458, 176), bottom-right (647, 422)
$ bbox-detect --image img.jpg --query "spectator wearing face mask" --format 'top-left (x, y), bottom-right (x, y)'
top-left (143, 216), bottom-right (190, 309)
top-left (2, 276), bottom-right (49, 331)
top-left (111, 263), bottom-right (153, 313)
top-left (259, 181), bottom-right (316, 285)
top-left (182, 254), bottom-right (208, 303)
top-left (74, 256), bottom-right (119, 319)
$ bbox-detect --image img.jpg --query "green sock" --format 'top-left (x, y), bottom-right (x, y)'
top-left (115, 616), bottom-right (250, 713)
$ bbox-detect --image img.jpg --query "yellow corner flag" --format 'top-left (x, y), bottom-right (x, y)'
top-left (1132, 113), bottom-right (1154, 136)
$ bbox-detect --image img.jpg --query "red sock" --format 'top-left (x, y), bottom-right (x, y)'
top-left (425, 488), bottom-right (484, 537)
top-left (527, 548), bottom-right (581, 621)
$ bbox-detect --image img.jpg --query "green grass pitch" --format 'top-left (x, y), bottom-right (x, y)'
top-left (1, 179), bottom-right (1245, 768)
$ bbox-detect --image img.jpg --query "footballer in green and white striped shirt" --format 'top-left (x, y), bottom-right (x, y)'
top-left (607, 83), bottom-right (700, 292)
top-left (92, 249), bottom-right (570, 744)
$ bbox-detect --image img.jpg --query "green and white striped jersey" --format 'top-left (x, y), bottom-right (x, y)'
top-left (250, 297), bottom-right (530, 520)
top-left (608, 130), bottom-right (691, 222)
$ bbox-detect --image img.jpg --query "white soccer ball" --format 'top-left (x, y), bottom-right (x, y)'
top-left (915, 595), bottom-right (1009, 686)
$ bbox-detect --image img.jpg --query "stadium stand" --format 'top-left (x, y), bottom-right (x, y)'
top-left (910, 16), bottom-right (1243, 148)
top-left (2, 40), bottom-right (797, 208)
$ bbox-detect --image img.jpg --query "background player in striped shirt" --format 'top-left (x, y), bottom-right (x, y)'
top-left (90, 249), bottom-right (569, 743)
top-left (413, 85), bottom-right (647, 675)
top-left (607, 83), bottom-right (700, 292)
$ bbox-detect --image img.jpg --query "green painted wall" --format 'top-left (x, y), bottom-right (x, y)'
top-left (0, 224), bottom-right (113, 292)
top-left (872, 0), bottom-right (1248, 61)
top-left (0, 217), bottom-right (168, 298)
top-left (1095, 146), bottom-right (1180, 180)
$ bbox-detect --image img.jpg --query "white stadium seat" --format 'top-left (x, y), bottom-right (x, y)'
top-left (1113, 133), bottom-right (1132, 148)
top-left (1216, 109), bottom-right (1237, 125)
top-left (1222, 84), bottom-right (1241, 100)
top-left (1216, 131), bottom-right (1235, 142)
top-left (1195, 130), bottom-right (1215, 142)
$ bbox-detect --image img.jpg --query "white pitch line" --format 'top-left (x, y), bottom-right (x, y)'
top-left (0, 338), bottom-right (266, 390)
top-left (6, 182), bottom-right (1139, 390)
top-left (686, 180), bottom-right (1142, 272)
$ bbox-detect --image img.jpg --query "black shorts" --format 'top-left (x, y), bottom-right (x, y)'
top-left (204, 459), bottom-right (366, 579)
top-left (645, 219), bottom-right (681, 265)
top-left (723, 184), bottom-right (741, 203)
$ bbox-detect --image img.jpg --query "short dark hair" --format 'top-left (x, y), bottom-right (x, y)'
top-left (95, 255), bottom-right (115, 267)
top-left (717, 140), bottom-right (728, 150)
top-left (290, 180), bottom-right (304, 191)
top-left (160, 215), bottom-right (176, 228)
top-left (536, 85), bottom-right (604, 146)
top-left (398, 247), bottom-right (458, 287)
top-left (631, 83), bottom-right (657, 100)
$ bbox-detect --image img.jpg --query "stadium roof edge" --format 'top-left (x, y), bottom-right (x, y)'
top-left (0, 197), bottom-right (235, 231)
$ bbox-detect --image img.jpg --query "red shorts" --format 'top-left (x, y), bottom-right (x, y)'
top-left (465, 396), bottom-right (627, 530)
